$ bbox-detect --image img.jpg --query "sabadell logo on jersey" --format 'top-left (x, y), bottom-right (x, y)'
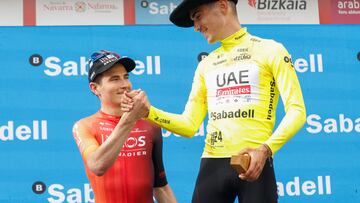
top-left (29, 54), bottom-right (161, 77)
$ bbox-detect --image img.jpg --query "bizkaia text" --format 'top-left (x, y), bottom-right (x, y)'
top-left (255, 0), bottom-right (307, 10)
top-left (38, 55), bottom-right (161, 77)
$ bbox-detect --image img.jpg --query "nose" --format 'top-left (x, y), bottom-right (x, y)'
top-left (120, 79), bottom-right (131, 91)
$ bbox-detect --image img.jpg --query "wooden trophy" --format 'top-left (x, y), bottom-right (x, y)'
top-left (230, 154), bottom-right (251, 174)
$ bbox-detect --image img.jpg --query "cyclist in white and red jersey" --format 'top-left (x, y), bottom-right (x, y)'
top-left (123, 0), bottom-right (306, 202)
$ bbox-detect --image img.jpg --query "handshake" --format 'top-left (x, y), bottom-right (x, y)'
top-left (121, 89), bottom-right (150, 120)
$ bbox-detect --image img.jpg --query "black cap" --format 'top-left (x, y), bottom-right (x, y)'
top-left (88, 50), bottom-right (136, 82)
top-left (170, 0), bottom-right (238, 27)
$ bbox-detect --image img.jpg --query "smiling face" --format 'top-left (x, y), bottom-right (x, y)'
top-left (190, 1), bottom-right (226, 44)
top-left (190, 0), bottom-right (240, 44)
top-left (90, 63), bottom-right (132, 108)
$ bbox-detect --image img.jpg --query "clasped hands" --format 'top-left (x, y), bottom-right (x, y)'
top-left (121, 89), bottom-right (150, 120)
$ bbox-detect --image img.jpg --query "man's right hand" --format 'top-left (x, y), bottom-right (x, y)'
top-left (122, 90), bottom-right (150, 120)
top-left (121, 89), bottom-right (140, 112)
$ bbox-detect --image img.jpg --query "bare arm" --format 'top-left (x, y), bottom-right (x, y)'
top-left (86, 113), bottom-right (135, 176)
top-left (154, 184), bottom-right (177, 203)
top-left (87, 91), bottom-right (150, 176)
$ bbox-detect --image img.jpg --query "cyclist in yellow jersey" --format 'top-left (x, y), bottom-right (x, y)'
top-left (123, 0), bottom-right (306, 202)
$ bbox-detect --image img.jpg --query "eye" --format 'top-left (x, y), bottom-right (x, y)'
top-left (191, 10), bottom-right (201, 21)
top-left (110, 76), bottom-right (119, 81)
top-left (194, 13), bottom-right (201, 21)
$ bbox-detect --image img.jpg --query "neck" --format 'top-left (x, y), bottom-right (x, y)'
top-left (100, 105), bottom-right (123, 117)
top-left (220, 20), bottom-right (241, 41)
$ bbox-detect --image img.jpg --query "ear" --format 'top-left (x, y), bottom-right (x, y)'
top-left (89, 82), bottom-right (100, 96)
top-left (218, 0), bottom-right (229, 14)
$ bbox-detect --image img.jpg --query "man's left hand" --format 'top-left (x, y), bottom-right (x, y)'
top-left (237, 144), bottom-right (271, 181)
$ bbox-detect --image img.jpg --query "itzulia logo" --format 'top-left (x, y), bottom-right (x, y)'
top-left (29, 54), bottom-right (161, 77)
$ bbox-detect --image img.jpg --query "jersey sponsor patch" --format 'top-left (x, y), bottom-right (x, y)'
top-left (97, 122), bottom-right (149, 157)
top-left (205, 64), bottom-right (260, 107)
top-left (210, 108), bottom-right (255, 121)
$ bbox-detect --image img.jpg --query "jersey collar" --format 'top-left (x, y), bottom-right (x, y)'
top-left (99, 110), bottom-right (120, 121)
top-left (220, 27), bottom-right (248, 51)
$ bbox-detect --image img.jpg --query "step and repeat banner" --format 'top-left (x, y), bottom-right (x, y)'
top-left (0, 25), bottom-right (359, 203)
top-left (2, 0), bottom-right (360, 26)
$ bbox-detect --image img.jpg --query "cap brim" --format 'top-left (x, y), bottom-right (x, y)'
top-left (117, 57), bottom-right (136, 73)
top-left (98, 57), bottom-right (135, 74)
top-left (170, 0), bottom-right (214, 27)
top-left (89, 57), bottom-right (136, 82)
top-left (169, 0), bottom-right (238, 27)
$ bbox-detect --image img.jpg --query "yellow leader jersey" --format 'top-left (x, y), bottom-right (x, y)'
top-left (147, 28), bottom-right (306, 158)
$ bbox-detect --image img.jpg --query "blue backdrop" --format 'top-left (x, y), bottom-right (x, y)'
top-left (0, 25), bottom-right (359, 203)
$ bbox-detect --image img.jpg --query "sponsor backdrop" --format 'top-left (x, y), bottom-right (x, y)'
top-left (0, 24), bottom-right (359, 203)
top-left (2, 0), bottom-right (360, 26)
top-left (35, 0), bottom-right (125, 26)
top-left (0, 0), bottom-right (23, 26)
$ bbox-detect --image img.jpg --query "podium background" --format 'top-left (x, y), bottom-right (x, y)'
top-left (0, 24), bottom-right (359, 203)
top-left (0, 0), bottom-right (360, 202)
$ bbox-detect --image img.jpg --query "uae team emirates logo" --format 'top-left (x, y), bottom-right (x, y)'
top-left (216, 70), bottom-right (251, 94)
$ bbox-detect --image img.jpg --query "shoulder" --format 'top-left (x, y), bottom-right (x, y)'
top-left (73, 113), bottom-right (99, 132)
top-left (195, 48), bottom-right (221, 73)
top-left (251, 34), bottom-right (284, 52)
top-left (248, 35), bottom-right (290, 62)
top-left (138, 119), bottom-right (161, 132)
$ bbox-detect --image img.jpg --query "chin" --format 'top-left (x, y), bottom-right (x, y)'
top-left (207, 38), bottom-right (217, 44)
top-left (205, 35), bottom-right (217, 44)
